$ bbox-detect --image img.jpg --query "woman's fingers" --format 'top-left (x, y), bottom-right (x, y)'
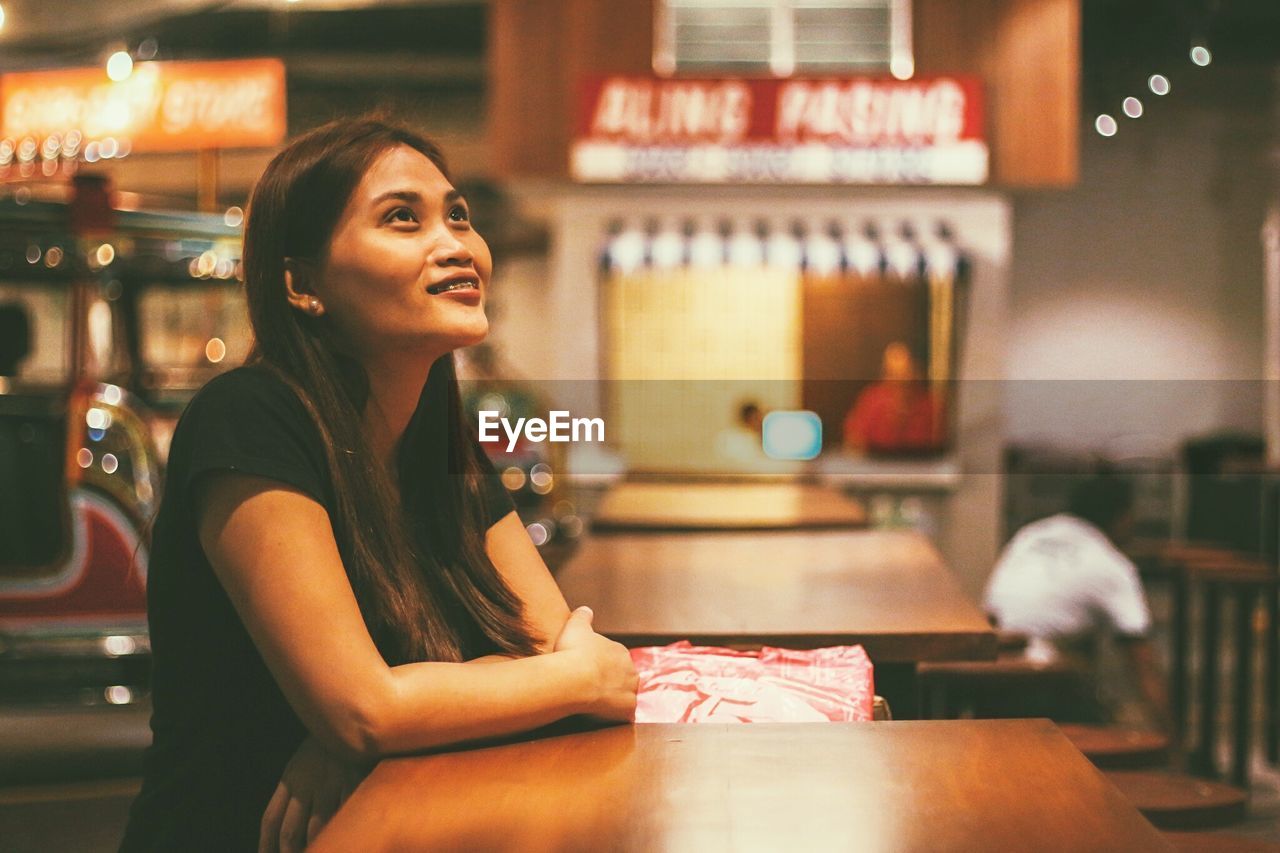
top-left (306, 782), bottom-right (341, 844)
top-left (278, 791), bottom-right (310, 853)
top-left (258, 781), bottom-right (290, 853)
top-left (306, 808), bottom-right (327, 845)
top-left (552, 605), bottom-right (595, 651)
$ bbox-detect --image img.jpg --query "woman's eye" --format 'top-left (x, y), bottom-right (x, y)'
top-left (386, 206), bottom-right (418, 224)
top-left (449, 204), bottom-right (470, 223)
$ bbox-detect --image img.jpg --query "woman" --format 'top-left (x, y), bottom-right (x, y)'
top-left (120, 117), bottom-right (637, 852)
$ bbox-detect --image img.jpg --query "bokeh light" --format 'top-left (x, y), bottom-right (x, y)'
top-left (1095, 114), bottom-right (1118, 137)
top-left (1190, 45), bottom-right (1212, 67)
top-left (501, 466), bottom-right (527, 491)
top-left (205, 337), bottom-right (227, 363)
top-left (1148, 74), bottom-right (1170, 96)
top-left (525, 521), bottom-right (550, 546)
top-left (107, 51), bottom-right (134, 82)
top-left (1122, 97), bottom-right (1143, 119)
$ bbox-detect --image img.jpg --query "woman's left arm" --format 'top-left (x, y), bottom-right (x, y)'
top-left (263, 512), bottom-right (575, 850)
top-left (483, 510), bottom-right (574, 653)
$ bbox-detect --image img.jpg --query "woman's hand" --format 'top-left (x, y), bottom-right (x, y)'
top-left (259, 736), bottom-right (371, 853)
top-left (553, 606), bottom-right (638, 722)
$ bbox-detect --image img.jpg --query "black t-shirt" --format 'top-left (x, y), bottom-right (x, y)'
top-left (119, 364), bottom-right (515, 852)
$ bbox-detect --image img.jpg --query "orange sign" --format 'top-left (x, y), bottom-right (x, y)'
top-left (0, 58), bottom-right (287, 152)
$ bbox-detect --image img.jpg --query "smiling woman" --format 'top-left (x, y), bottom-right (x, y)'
top-left (118, 116), bottom-right (637, 853)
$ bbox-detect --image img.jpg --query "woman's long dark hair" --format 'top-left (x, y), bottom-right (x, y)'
top-left (241, 115), bottom-right (540, 665)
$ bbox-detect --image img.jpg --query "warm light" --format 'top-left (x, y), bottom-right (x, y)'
top-left (25, 245), bottom-right (40, 264)
top-left (501, 466), bottom-right (527, 491)
top-left (84, 141), bottom-right (101, 163)
top-left (77, 448), bottom-right (93, 468)
top-left (223, 206), bottom-right (244, 228)
top-left (1095, 114), bottom-right (1118, 137)
top-left (102, 453), bottom-right (119, 474)
top-left (99, 137), bottom-right (119, 159)
top-left (107, 51), bottom-right (134, 82)
top-left (531, 476), bottom-right (554, 496)
top-left (1190, 45), bottom-right (1211, 67)
top-left (889, 56), bottom-right (914, 81)
top-left (1122, 97), bottom-right (1143, 119)
top-left (0, 4), bottom-right (6, 33)
top-left (1148, 74), bottom-right (1170, 96)
top-left (104, 685), bottom-right (134, 705)
top-left (196, 250), bottom-right (217, 277)
top-left (44, 246), bottom-right (64, 267)
top-left (102, 384), bottom-right (122, 406)
top-left (95, 243), bottom-right (116, 266)
top-left (205, 337), bottom-right (227, 363)
top-left (103, 635), bottom-right (137, 656)
top-left (86, 407), bottom-right (107, 429)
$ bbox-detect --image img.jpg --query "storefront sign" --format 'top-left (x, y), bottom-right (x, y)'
top-left (572, 75), bottom-right (987, 185)
top-left (0, 58), bottom-right (287, 152)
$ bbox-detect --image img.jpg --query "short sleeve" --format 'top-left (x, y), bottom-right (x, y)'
top-left (1091, 546), bottom-right (1152, 637)
top-left (474, 445), bottom-right (516, 528)
top-left (172, 367), bottom-right (331, 510)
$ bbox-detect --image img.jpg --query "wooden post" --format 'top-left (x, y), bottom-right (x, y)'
top-left (197, 148), bottom-right (219, 213)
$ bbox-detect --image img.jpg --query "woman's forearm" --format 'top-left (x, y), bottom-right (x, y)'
top-left (361, 651), bottom-right (592, 758)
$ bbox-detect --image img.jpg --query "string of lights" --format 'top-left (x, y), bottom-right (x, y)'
top-left (1093, 2), bottom-right (1215, 138)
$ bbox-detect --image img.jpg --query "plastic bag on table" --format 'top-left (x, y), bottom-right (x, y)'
top-left (630, 640), bottom-right (875, 723)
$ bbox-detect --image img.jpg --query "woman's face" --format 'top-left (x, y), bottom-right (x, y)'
top-left (305, 144), bottom-right (492, 363)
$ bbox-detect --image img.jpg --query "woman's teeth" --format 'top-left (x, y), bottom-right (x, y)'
top-left (429, 280), bottom-right (478, 294)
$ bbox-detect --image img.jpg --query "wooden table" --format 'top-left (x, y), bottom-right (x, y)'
top-left (590, 482), bottom-right (866, 531)
top-left (311, 720), bottom-right (1170, 853)
top-left (556, 529), bottom-right (994, 664)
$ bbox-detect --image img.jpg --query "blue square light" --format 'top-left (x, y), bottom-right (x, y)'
top-left (762, 410), bottom-right (823, 460)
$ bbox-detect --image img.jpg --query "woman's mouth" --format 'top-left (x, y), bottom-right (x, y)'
top-left (427, 278), bottom-right (480, 295)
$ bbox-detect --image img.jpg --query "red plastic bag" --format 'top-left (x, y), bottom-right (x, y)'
top-left (630, 641), bottom-right (874, 723)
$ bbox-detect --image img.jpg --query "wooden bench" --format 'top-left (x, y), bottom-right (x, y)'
top-left (1057, 723), bottom-right (1169, 769)
top-left (1106, 771), bottom-right (1247, 830)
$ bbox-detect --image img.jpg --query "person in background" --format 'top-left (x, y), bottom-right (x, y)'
top-left (0, 303), bottom-right (31, 378)
top-left (842, 341), bottom-right (944, 455)
top-left (983, 475), bottom-right (1171, 730)
top-left (714, 400), bottom-right (766, 465)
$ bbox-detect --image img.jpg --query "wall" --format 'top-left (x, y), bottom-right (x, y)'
top-left (1005, 65), bottom-right (1274, 458)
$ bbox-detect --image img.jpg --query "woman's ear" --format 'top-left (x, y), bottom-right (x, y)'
top-left (283, 258), bottom-right (325, 317)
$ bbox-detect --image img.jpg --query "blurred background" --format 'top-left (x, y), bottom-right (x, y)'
top-left (1, 0), bottom-right (1279, 849)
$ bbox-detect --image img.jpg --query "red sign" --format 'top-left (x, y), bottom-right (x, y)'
top-left (573, 75), bottom-right (987, 185)
top-left (0, 58), bottom-right (287, 153)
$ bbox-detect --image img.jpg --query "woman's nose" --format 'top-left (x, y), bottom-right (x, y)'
top-left (429, 228), bottom-right (474, 267)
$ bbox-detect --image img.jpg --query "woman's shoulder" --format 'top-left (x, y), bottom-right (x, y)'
top-left (190, 362), bottom-right (295, 402)
top-left (181, 363), bottom-right (309, 425)
top-left (168, 363), bottom-right (332, 506)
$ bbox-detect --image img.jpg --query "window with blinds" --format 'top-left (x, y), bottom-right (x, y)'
top-left (655, 0), bottom-right (912, 78)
